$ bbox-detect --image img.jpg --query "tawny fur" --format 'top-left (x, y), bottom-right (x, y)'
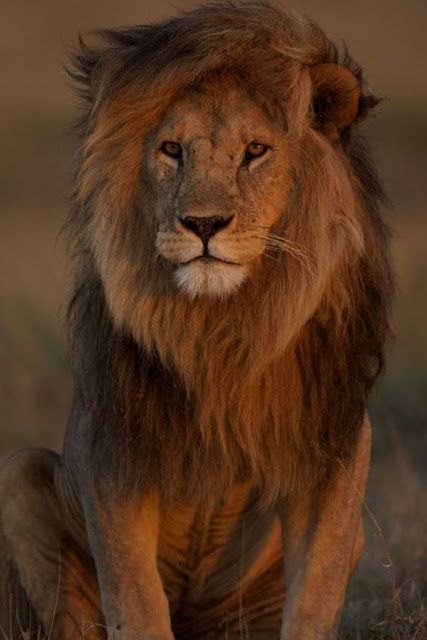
top-left (0, 2), bottom-right (393, 639)
top-left (67, 1), bottom-right (392, 507)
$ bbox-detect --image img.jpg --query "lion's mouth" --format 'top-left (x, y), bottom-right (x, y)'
top-left (180, 253), bottom-right (241, 266)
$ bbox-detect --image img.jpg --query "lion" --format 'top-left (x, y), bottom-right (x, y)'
top-left (0, 2), bottom-right (393, 639)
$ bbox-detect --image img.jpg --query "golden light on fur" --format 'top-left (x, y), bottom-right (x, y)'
top-left (0, 4), bottom-right (394, 639)
top-left (64, 0), bottom-right (393, 507)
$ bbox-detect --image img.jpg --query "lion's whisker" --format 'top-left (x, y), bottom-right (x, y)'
top-left (258, 230), bottom-right (309, 252)
top-left (254, 232), bottom-right (315, 274)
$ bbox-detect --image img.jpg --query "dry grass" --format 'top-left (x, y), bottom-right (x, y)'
top-left (338, 429), bottom-right (427, 639)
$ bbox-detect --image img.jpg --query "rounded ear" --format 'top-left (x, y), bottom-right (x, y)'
top-left (310, 63), bottom-right (362, 140)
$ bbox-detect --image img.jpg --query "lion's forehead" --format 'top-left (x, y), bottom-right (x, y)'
top-left (150, 87), bottom-right (286, 214)
top-left (155, 84), bottom-right (280, 154)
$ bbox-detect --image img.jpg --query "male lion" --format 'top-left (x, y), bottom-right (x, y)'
top-left (0, 2), bottom-right (393, 639)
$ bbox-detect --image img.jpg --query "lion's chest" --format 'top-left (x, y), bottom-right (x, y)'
top-left (157, 482), bottom-right (283, 622)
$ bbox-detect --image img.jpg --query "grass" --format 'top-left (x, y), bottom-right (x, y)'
top-left (338, 422), bottom-right (427, 639)
top-left (340, 584), bottom-right (426, 639)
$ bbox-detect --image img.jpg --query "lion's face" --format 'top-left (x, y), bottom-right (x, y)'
top-left (144, 82), bottom-right (290, 298)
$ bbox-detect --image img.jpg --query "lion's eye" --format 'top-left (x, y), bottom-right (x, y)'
top-left (244, 142), bottom-right (269, 162)
top-left (160, 141), bottom-right (182, 159)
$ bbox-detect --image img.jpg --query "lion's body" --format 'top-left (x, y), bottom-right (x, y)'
top-left (0, 2), bottom-right (392, 639)
top-left (0, 459), bottom-right (284, 638)
top-left (159, 486), bottom-right (284, 637)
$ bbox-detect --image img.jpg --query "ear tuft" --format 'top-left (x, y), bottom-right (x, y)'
top-left (310, 63), bottom-right (362, 140)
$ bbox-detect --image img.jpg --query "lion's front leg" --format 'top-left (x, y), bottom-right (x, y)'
top-left (279, 416), bottom-right (371, 640)
top-left (84, 487), bottom-right (174, 640)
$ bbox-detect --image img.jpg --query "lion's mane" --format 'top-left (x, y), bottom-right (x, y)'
top-left (66, 1), bottom-right (393, 506)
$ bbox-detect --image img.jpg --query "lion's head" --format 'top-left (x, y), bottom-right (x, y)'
top-left (75, 2), bottom-right (375, 310)
top-left (148, 76), bottom-right (293, 298)
top-left (68, 2), bottom-right (393, 503)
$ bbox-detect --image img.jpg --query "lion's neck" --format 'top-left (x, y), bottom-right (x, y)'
top-left (122, 288), bottom-right (309, 500)
top-left (90, 266), bottom-right (342, 504)
top-left (134, 290), bottom-right (283, 391)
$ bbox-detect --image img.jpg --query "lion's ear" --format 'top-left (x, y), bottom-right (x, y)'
top-left (310, 63), bottom-right (363, 140)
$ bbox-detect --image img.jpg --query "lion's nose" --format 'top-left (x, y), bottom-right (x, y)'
top-left (179, 214), bottom-right (234, 245)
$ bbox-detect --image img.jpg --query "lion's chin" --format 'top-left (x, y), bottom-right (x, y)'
top-left (174, 260), bottom-right (247, 299)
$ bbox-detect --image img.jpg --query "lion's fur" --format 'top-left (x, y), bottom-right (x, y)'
top-left (66, 0), bottom-right (393, 508)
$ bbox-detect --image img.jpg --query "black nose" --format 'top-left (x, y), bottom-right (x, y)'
top-left (179, 214), bottom-right (234, 245)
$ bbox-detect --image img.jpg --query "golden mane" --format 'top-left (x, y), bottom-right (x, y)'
top-left (67, 1), bottom-right (393, 507)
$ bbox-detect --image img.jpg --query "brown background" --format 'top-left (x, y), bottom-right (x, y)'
top-left (1, 1), bottom-right (426, 637)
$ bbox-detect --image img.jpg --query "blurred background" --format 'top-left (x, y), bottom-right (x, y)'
top-left (1, 1), bottom-right (426, 637)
